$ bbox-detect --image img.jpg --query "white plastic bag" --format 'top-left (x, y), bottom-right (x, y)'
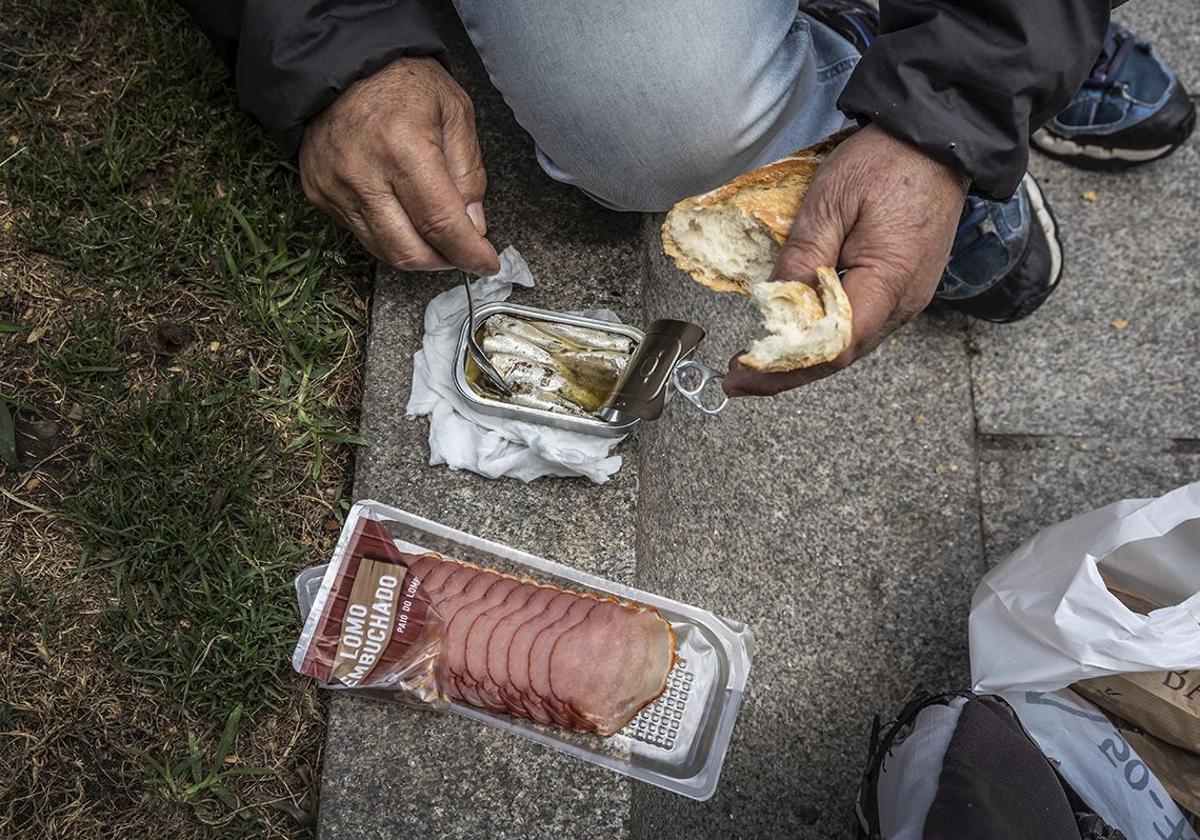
top-left (971, 481), bottom-right (1200, 694)
top-left (1007, 689), bottom-right (1198, 840)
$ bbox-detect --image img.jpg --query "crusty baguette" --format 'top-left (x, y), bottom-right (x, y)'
top-left (740, 266), bottom-right (851, 372)
top-left (661, 128), bottom-right (854, 372)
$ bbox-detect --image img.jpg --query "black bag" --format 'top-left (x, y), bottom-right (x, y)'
top-left (857, 691), bottom-right (1126, 840)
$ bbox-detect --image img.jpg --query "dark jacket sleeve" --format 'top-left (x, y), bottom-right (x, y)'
top-left (177, 0), bottom-right (446, 155)
top-left (836, 0), bottom-right (1111, 199)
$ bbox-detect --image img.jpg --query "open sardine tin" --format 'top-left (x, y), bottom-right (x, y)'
top-left (453, 302), bottom-right (728, 437)
top-left (294, 500), bottom-right (753, 800)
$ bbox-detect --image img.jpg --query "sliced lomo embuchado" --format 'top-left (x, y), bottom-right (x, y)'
top-left (505, 591), bottom-right (576, 724)
top-left (527, 598), bottom-right (599, 728)
top-left (549, 600), bottom-right (676, 737)
top-left (404, 554), bottom-right (439, 585)
top-left (464, 582), bottom-right (539, 711)
top-left (444, 577), bottom-right (523, 707)
top-left (433, 570), bottom-right (501, 699)
top-left (418, 557), bottom-right (464, 594)
top-left (428, 565), bottom-right (479, 607)
top-left (486, 587), bottom-right (559, 715)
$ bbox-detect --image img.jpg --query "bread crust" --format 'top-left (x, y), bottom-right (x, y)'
top-left (739, 266), bottom-right (852, 372)
top-left (661, 127), bottom-right (855, 296)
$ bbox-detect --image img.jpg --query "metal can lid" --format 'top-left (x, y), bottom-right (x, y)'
top-left (600, 320), bottom-right (707, 422)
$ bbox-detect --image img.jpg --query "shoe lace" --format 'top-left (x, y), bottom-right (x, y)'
top-left (1082, 24), bottom-right (1146, 93)
top-left (1076, 24), bottom-right (1146, 126)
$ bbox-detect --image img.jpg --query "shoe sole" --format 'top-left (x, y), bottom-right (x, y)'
top-left (932, 173), bottom-right (1064, 323)
top-left (1021, 172), bottom-right (1063, 296)
top-left (1031, 102), bottom-right (1197, 172)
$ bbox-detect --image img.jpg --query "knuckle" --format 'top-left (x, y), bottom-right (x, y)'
top-left (446, 89), bottom-right (476, 121)
top-left (390, 253), bottom-right (425, 270)
top-left (416, 212), bottom-right (461, 242)
top-left (376, 237), bottom-right (424, 269)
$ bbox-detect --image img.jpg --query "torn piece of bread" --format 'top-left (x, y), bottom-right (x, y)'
top-left (740, 266), bottom-right (851, 372)
top-left (660, 128), bottom-right (854, 372)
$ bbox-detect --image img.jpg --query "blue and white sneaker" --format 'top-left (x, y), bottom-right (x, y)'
top-left (1032, 22), bottom-right (1196, 170)
top-left (934, 173), bottom-right (1064, 323)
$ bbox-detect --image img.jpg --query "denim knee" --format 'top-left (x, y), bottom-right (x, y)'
top-left (456, 2), bottom-right (858, 211)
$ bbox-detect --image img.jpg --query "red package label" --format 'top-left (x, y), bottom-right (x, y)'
top-left (300, 518), bottom-right (436, 688)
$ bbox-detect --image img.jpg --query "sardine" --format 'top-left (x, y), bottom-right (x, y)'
top-left (508, 388), bottom-right (590, 416)
top-left (490, 353), bottom-right (569, 393)
top-left (481, 333), bottom-right (554, 365)
top-left (527, 320), bottom-right (634, 353)
top-left (489, 353), bottom-right (602, 412)
top-left (485, 315), bottom-right (575, 355)
top-left (555, 350), bottom-right (628, 383)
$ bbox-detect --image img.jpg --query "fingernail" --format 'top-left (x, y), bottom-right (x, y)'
top-left (466, 202), bottom-right (487, 236)
top-left (477, 249), bottom-right (500, 277)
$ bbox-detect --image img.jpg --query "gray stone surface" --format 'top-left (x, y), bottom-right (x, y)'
top-left (979, 437), bottom-right (1200, 568)
top-left (971, 1), bottom-right (1200, 439)
top-left (320, 2), bottom-right (1200, 837)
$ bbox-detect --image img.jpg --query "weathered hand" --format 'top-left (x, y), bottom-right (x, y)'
top-left (723, 124), bottom-right (969, 397)
top-left (299, 56), bottom-right (500, 275)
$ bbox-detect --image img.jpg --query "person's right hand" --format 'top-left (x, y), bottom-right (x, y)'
top-left (299, 56), bottom-right (500, 275)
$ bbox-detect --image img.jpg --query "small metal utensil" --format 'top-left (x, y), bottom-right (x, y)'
top-left (462, 276), bottom-right (512, 396)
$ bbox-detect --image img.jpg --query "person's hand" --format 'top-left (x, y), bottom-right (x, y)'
top-left (299, 56), bottom-right (500, 275)
top-left (723, 124), bottom-right (969, 397)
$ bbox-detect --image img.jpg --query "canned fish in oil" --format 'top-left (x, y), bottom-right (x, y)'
top-left (453, 302), bottom-right (728, 437)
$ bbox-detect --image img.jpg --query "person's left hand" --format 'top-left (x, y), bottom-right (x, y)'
top-left (723, 124), bottom-right (969, 397)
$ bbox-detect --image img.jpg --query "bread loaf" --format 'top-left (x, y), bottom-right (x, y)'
top-left (661, 129), bottom-right (854, 372)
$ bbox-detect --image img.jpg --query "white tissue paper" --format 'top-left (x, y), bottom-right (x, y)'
top-left (406, 247), bottom-right (625, 483)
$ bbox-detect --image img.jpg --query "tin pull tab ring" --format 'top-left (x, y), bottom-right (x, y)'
top-left (672, 360), bottom-right (729, 416)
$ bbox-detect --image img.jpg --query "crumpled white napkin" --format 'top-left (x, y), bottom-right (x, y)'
top-left (406, 247), bottom-right (625, 483)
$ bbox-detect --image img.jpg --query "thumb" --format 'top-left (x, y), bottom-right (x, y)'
top-left (441, 98), bottom-right (489, 236)
top-left (770, 183), bottom-right (854, 285)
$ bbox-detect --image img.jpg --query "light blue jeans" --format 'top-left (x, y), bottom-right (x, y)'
top-left (452, 1), bottom-right (860, 211)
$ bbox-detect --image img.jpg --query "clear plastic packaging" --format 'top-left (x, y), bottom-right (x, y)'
top-left (294, 499), bottom-right (753, 800)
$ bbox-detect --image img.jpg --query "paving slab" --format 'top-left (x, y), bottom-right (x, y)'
top-left (971, 0), bottom-right (1200, 439)
top-left (316, 7), bottom-right (644, 838)
top-left (979, 436), bottom-right (1200, 568)
top-left (629, 224), bottom-right (983, 840)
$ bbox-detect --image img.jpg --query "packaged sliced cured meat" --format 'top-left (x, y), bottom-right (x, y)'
top-left (293, 500), bottom-right (753, 801)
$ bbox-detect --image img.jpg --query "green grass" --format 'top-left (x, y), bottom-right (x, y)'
top-left (66, 379), bottom-right (304, 714)
top-left (1, 0), bottom-right (369, 835)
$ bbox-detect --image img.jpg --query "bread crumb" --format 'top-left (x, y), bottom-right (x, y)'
top-left (1112, 318), bottom-right (1128, 330)
top-left (1082, 191), bottom-right (1098, 202)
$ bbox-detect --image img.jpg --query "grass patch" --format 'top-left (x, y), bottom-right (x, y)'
top-left (67, 379), bottom-right (303, 715)
top-left (1, 0), bottom-right (370, 835)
